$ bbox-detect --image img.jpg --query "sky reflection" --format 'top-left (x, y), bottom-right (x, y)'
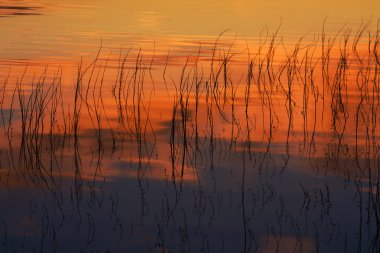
top-left (0, 1), bottom-right (379, 252)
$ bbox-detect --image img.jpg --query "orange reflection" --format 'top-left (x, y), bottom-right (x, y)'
top-left (0, 29), bottom-right (379, 186)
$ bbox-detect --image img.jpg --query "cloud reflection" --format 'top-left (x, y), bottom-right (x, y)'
top-left (0, 5), bottom-right (42, 17)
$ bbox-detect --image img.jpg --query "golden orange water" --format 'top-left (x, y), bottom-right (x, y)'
top-left (0, 2), bottom-right (379, 253)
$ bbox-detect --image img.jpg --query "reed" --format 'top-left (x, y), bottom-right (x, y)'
top-left (1, 21), bottom-right (380, 252)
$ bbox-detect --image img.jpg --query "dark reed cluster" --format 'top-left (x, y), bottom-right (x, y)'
top-left (0, 21), bottom-right (379, 252)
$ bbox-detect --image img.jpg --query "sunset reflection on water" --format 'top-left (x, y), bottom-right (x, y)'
top-left (0, 1), bottom-right (379, 253)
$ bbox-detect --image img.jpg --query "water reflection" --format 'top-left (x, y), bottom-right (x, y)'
top-left (0, 5), bottom-right (42, 17)
top-left (0, 0), bottom-right (379, 61)
top-left (0, 23), bottom-right (379, 252)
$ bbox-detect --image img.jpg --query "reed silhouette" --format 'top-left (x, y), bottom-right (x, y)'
top-left (0, 21), bottom-right (379, 253)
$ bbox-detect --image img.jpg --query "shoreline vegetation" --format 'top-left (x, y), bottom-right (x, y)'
top-left (0, 21), bottom-right (380, 252)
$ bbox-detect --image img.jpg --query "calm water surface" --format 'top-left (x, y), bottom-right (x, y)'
top-left (0, 1), bottom-right (380, 253)
top-left (1, 0), bottom-right (379, 60)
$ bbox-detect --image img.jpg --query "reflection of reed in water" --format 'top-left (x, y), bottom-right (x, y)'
top-left (0, 21), bottom-right (379, 252)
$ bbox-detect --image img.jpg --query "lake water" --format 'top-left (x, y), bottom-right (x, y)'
top-left (0, 1), bottom-right (380, 253)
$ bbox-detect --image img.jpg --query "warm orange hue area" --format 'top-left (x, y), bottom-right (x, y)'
top-left (0, 0), bottom-right (378, 61)
top-left (1, 4), bottom-right (379, 185)
top-left (0, 39), bottom-right (376, 142)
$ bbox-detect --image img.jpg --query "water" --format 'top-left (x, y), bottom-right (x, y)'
top-left (1, 0), bottom-right (379, 60)
top-left (0, 1), bottom-right (380, 253)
